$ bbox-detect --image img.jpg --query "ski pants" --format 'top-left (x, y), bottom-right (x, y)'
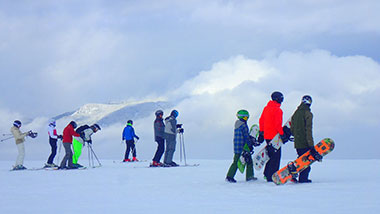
top-left (72, 138), bottom-right (83, 164)
top-left (164, 134), bottom-right (176, 164)
top-left (124, 140), bottom-right (136, 160)
top-left (47, 137), bottom-right (58, 164)
top-left (296, 148), bottom-right (311, 181)
top-left (264, 140), bottom-right (281, 181)
top-left (152, 137), bottom-right (165, 163)
top-left (60, 142), bottom-right (74, 168)
top-left (226, 153), bottom-right (254, 180)
top-left (15, 143), bottom-right (25, 166)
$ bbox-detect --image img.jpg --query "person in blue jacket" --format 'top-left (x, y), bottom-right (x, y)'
top-left (122, 120), bottom-right (140, 162)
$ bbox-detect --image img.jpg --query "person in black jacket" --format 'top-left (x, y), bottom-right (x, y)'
top-left (150, 110), bottom-right (165, 167)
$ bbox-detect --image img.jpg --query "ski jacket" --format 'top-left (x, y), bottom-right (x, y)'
top-left (291, 103), bottom-right (314, 149)
top-left (164, 116), bottom-right (177, 136)
top-left (62, 124), bottom-right (80, 144)
top-left (122, 125), bottom-right (139, 141)
top-left (48, 124), bottom-right (58, 140)
top-left (233, 119), bottom-right (251, 154)
top-left (10, 126), bottom-right (28, 145)
top-left (154, 117), bottom-right (165, 140)
top-left (259, 100), bottom-right (284, 140)
top-left (81, 127), bottom-right (95, 143)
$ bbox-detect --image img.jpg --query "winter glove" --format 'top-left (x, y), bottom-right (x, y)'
top-left (280, 134), bottom-right (289, 144)
top-left (280, 126), bottom-right (292, 144)
top-left (309, 147), bottom-right (323, 162)
top-left (250, 135), bottom-right (260, 147)
top-left (87, 139), bottom-right (92, 144)
top-left (58, 135), bottom-right (63, 140)
top-left (258, 131), bottom-right (264, 144)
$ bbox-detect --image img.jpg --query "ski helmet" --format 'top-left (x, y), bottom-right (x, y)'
top-left (49, 119), bottom-right (56, 127)
top-left (69, 121), bottom-right (77, 129)
top-left (236, 109), bottom-right (249, 121)
top-left (13, 120), bottom-right (22, 128)
top-left (271, 91), bottom-right (284, 104)
top-left (171, 110), bottom-right (179, 118)
top-left (127, 120), bottom-right (133, 126)
top-left (155, 110), bottom-right (164, 117)
top-left (302, 95), bottom-right (312, 105)
top-left (91, 124), bottom-right (101, 131)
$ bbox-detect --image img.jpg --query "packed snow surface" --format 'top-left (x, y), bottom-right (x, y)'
top-left (0, 159), bottom-right (378, 214)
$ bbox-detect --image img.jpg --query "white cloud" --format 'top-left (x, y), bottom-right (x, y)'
top-left (171, 50), bottom-right (380, 159)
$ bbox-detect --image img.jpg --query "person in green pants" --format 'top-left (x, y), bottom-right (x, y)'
top-left (73, 124), bottom-right (101, 167)
top-left (226, 110), bottom-right (257, 183)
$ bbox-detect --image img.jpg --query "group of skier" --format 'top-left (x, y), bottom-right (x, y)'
top-left (8, 119), bottom-right (101, 170)
top-left (226, 91), bottom-right (321, 184)
top-left (7, 108), bottom-right (182, 170)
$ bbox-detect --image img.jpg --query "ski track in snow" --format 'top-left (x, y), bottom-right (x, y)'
top-left (0, 159), bottom-right (378, 214)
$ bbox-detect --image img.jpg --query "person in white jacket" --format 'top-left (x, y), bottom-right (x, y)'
top-left (45, 119), bottom-right (62, 168)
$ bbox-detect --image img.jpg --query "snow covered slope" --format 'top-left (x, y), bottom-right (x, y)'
top-left (0, 159), bottom-right (378, 214)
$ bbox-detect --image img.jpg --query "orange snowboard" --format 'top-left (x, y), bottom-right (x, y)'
top-left (272, 138), bottom-right (335, 185)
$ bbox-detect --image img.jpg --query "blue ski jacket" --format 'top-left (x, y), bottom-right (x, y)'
top-left (122, 125), bottom-right (139, 141)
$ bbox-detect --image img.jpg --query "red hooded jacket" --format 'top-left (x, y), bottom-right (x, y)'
top-left (259, 100), bottom-right (284, 140)
top-left (62, 124), bottom-right (80, 143)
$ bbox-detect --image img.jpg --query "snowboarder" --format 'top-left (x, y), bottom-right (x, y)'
top-left (59, 121), bottom-right (80, 169)
top-left (73, 124), bottom-right (101, 167)
top-left (163, 110), bottom-right (179, 167)
top-left (122, 120), bottom-right (140, 162)
top-left (11, 120), bottom-right (32, 170)
top-left (258, 91), bottom-right (290, 182)
top-left (290, 95), bottom-right (322, 183)
top-left (226, 110), bottom-right (258, 183)
top-left (45, 119), bottom-right (62, 168)
top-left (151, 110), bottom-right (165, 167)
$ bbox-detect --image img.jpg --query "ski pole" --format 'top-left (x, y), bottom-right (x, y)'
top-left (0, 136), bottom-right (14, 142)
top-left (89, 143), bottom-right (101, 167)
top-left (180, 132), bottom-right (187, 165)
top-left (57, 139), bottom-right (62, 163)
top-left (132, 139), bottom-right (138, 158)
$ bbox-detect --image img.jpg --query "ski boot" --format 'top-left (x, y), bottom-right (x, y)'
top-left (132, 157), bottom-right (138, 162)
top-left (226, 177), bottom-right (237, 183)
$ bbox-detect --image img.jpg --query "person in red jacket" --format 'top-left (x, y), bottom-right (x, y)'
top-left (59, 121), bottom-right (80, 169)
top-left (258, 91), bottom-right (289, 182)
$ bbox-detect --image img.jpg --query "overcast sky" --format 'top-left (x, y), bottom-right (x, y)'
top-left (1, 0), bottom-right (380, 159)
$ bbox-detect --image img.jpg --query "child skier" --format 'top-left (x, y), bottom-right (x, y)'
top-left (151, 110), bottom-right (165, 167)
top-left (45, 119), bottom-right (62, 168)
top-left (122, 120), bottom-right (140, 162)
top-left (11, 120), bottom-right (32, 170)
top-left (226, 110), bottom-right (257, 183)
top-left (73, 124), bottom-right (101, 167)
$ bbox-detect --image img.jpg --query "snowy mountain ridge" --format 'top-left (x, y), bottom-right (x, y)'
top-left (55, 100), bottom-right (172, 127)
